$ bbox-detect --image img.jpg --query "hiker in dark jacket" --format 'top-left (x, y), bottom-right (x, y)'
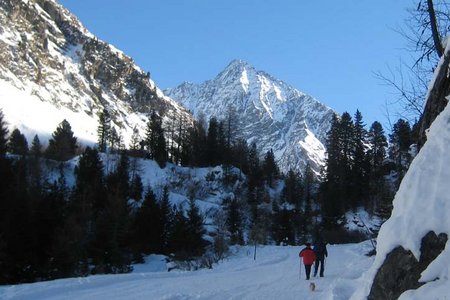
top-left (313, 238), bottom-right (328, 277)
top-left (299, 243), bottom-right (316, 280)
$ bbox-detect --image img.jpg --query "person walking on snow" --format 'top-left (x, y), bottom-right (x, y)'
top-left (299, 242), bottom-right (316, 280)
top-left (313, 238), bottom-right (328, 277)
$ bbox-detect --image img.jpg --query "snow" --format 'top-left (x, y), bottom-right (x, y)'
top-left (0, 79), bottom-right (98, 145)
top-left (352, 46), bottom-right (450, 299)
top-left (299, 128), bottom-right (327, 168)
top-left (344, 208), bottom-right (382, 234)
top-left (0, 241), bottom-right (374, 300)
top-left (240, 67), bottom-right (250, 93)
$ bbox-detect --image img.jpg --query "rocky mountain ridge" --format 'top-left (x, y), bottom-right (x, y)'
top-left (165, 59), bottom-right (335, 174)
top-left (0, 0), bottom-right (192, 144)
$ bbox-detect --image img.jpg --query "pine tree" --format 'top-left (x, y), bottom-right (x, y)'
top-left (109, 127), bottom-right (123, 153)
top-left (73, 147), bottom-right (105, 216)
top-left (206, 117), bottom-right (220, 166)
top-left (92, 154), bottom-right (132, 274)
top-left (389, 119), bottom-right (413, 181)
top-left (32, 169), bottom-right (66, 279)
top-left (28, 137), bottom-right (45, 192)
top-left (145, 111), bottom-right (167, 167)
top-left (7, 128), bottom-right (28, 155)
top-left (185, 198), bottom-right (206, 257)
top-left (368, 121), bottom-right (388, 175)
top-left (159, 186), bottom-right (173, 252)
top-left (262, 149), bottom-right (279, 187)
top-left (232, 138), bottom-right (249, 176)
top-left (129, 126), bottom-right (143, 157)
top-left (321, 113), bottom-right (350, 228)
top-left (281, 169), bottom-right (303, 208)
top-left (0, 109), bottom-right (8, 157)
top-left (0, 110), bottom-right (13, 283)
top-left (247, 142), bottom-right (263, 218)
top-left (97, 109), bottom-right (111, 153)
top-left (302, 163), bottom-right (315, 231)
top-left (133, 188), bottom-right (163, 254)
top-left (129, 174), bottom-right (143, 201)
top-left (2, 157), bottom-right (35, 283)
top-left (272, 206), bottom-right (295, 245)
top-left (168, 206), bottom-right (188, 257)
top-left (112, 152), bottom-right (130, 199)
top-left (69, 147), bottom-right (105, 273)
top-left (30, 134), bottom-right (42, 157)
top-left (46, 119), bottom-right (77, 161)
top-left (222, 107), bottom-right (240, 179)
top-left (350, 110), bottom-right (368, 208)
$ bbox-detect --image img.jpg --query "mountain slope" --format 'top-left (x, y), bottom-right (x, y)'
top-left (165, 60), bottom-right (335, 174)
top-left (0, 0), bottom-right (192, 145)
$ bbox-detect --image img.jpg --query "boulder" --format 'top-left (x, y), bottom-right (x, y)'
top-left (368, 231), bottom-right (447, 300)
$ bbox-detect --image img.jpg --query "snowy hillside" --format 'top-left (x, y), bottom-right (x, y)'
top-left (0, 0), bottom-right (192, 145)
top-left (40, 154), bottom-right (245, 234)
top-left (0, 241), bottom-right (374, 300)
top-left (351, 49), bottom-right (450, 299)
top-left (165, 60), bottom-right (335, 175)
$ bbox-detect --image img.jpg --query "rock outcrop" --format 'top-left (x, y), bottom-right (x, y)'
top-left (368, 231), bottom-right (448, 300)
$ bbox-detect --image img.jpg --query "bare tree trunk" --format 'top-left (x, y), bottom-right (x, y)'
top-left (427, 0), bottom-right (444, 57)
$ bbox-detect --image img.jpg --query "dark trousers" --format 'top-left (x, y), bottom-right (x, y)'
top-left (314, 257), bottom-right (325, 277)
top-left (304, 264), bottom-right (312, 280)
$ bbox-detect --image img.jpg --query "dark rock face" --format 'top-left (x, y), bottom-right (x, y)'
top-left (368, 231), bottom-right (448, 300)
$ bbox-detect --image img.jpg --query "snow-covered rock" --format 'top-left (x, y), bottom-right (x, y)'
top-left (352, 44), bottom-right (450, 300)
top-left (165, 60), bottom-right (335, 175)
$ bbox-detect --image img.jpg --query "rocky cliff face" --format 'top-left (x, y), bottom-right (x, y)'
top-left (165, 60), bottom-right (335, 175)
top-left (0, 0), bottom-right (192, 143)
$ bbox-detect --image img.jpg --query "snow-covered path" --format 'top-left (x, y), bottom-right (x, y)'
top-left (0, 242), bottom-right (374, 300)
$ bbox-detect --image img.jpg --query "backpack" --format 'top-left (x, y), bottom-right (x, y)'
top-left (313, 242), bottom-right (326, 257)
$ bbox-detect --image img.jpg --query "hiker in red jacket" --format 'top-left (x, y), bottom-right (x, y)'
top-left (299, 242), bottom-right (316, 280)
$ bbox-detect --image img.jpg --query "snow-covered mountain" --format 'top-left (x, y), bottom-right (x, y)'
top-left (0, 0), bottom-right (335, 175)
top-left (0, 0), bottom-right (192, 145)
top-left (165, 60), bottom-right (335, 175)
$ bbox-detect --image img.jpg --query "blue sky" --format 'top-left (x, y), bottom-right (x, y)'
top-left (59, 0), bottom-right (412, 128)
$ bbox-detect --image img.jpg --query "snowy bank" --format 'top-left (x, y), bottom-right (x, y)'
top-left (352, 84), bottom-right (450, 298)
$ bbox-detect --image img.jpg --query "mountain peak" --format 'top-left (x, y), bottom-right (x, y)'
top-left (165, 60), bottom-right (335, 175)
top-left (225, 59), bottom-right (251, 70)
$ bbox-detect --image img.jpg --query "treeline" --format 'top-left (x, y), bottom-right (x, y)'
top-left (0, 109), bottom-right (285, 284)
top-left (0, 107), bottom-right (416, 284)
top-left (0, 111), bottom-right (208, 284)
top-left (320, 110), bottom-right (416, 228)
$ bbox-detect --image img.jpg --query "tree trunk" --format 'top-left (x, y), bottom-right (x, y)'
top-left (417, 45), bottom-right (450, 147)
top-left (427, 0), bottom-right (444, 57)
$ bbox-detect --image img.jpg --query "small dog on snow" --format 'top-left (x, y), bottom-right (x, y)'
top-left (309, 282), bottom-right (316, 292)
